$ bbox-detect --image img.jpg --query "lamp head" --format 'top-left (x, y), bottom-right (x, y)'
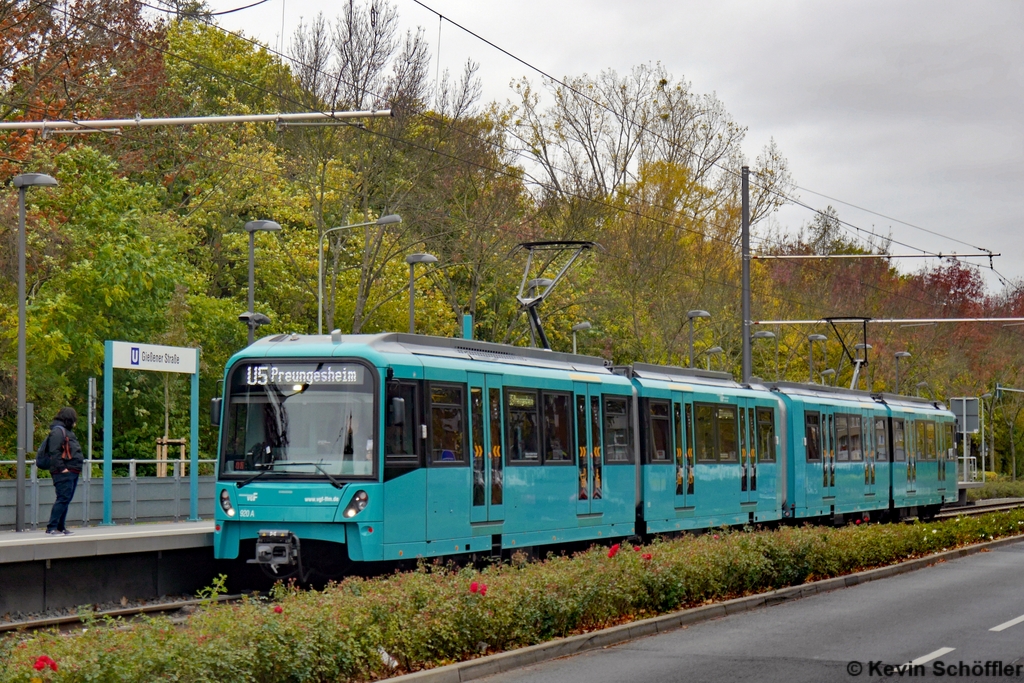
top-left (707, 346), bottom-right (724, 355)
top-left (572, 322), bottom-right (592, 332)
top-left (752, 331), bottom-right (775, 340)
top-left (244, 220), bottom-right (282, 233)
top-left (687, 309), bottom-right (711, 320)
top-left (895, 351), bottom-right (912, 359)
top-left (238, 311), bottom-right (272, 326)
top-left (376, 214), bottom-right (402, 225)
top-left (405, 252), bottom-right (438, 265)
top-left (13, 173), bottom-right (58, 188)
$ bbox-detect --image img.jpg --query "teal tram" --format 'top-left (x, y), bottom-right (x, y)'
top-left (210, 333), bottom-right (958, 576)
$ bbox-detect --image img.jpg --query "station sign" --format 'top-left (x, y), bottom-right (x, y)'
top-left (111, 341), bottom-right (197, 374)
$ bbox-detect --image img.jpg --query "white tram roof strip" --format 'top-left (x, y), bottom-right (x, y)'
top-left (0, 110), bottom-right (392, 131)
top-left (909, 647), bottom-right (956, 666)
top-left (990, 614), bottom-right (1024, 632)
top-left (753, 318), bottom-right (1024, 325)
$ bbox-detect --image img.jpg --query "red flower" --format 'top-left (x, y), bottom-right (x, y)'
top-left (633, 545), bottom-right (641, 552)
top-left (33, 655), bottom-right (57, 672)
top-left (642, 553), bottom-right (653, 561)
top-left (713, 534), bottom-right (720, 540)
top-left (855, 519), bottom-right (862, 525)
top-left (470, 581), bottom-right (479, 593)
top-left (479, 584), bottom-right (488, 596)
top-left (607, 543), bottom-right (620, 558)
top-left (273, 605), bottom-right (283, 614)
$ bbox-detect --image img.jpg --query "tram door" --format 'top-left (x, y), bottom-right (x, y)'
top-left (740, 404), bottom-right (757, 504)
top-left (672, 394), bottom-right (693, 509)
top-left (863, 412), bottom-right (876, 498)
top-left (822, 410), bottom-right (836, 499)
top-left (905, 419), bottom-right (917, 495)
top-left (469, 373), bottom-right (504, 523)
top-left (575, 382), bottom-right (604, 516)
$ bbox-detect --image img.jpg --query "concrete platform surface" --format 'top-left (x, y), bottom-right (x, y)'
top-left (0, 521), bottom-right (215, 564)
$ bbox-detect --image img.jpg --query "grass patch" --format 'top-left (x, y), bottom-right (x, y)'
top-left (3, 510), bottom-right (1024, 682)
top-left (967, 480), bottom-right (1024, 502)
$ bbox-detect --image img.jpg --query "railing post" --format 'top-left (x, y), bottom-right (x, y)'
top-left (29, 462), bottom-right (38, 529)
top-left (189, 357), bottom-right (200, 521)
top-left (83, 459), bottom-right (91, 525)
top-left (173, 458), bottom-right (181, 521)
top-left (129, 460), bottom-right (137, 524)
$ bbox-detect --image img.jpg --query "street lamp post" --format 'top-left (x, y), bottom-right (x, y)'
top-left (852, 342), bottom-right (872, 390)
top-left (915, 381), bottom-right (931, 398)
top-left (752, 330), bottom-right (777, 381)
top-left (819, 368), bottom-right (836, 386)
top-left (572, 321), bottom-right (592, 355)
top-left (243, 220), bottom-right (282, 345)
top-left (406, 253), bottom-right (438, 334)
top-left (687, 310), bottom-right (711, 368)
top-left (13, 173), bottom-right (58, 532)
top-left (318, 214), bottom-right (402, 335)
top-left (981, 392), bottom-right (993, 481)
top-left (894, 351), bottom-right (911, 395)
top-left (706, 346), bottom-right (724, 371)
top-left (808, 334), bottom-right (827, 383)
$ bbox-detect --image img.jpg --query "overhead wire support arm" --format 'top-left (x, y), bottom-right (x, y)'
top-left (751, 252), bottom-right (1000, 260)
top-left (0, 110), bottom-right (393, 132)
top-left (511, 241), bottom-right (599, 350)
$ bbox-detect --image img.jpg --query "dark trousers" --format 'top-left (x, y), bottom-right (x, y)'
top-left (47, 471), bottom-right (79, 532)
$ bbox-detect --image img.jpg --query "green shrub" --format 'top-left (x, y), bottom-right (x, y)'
top-left (4, 510), bottom-right (1024, 683)
top-left (967, 479), bottom-right (1024, 501)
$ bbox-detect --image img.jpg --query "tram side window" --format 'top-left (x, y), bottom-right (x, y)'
top-left (695, 404), bottom-right (717, 462)
top-left (429, 384), bottom-right (466, 464)
top-left (603, 395), bottom-right (634, 463)
top-left (648, 400), bottom-right (672, 463)
top-left (893, 419), bottom-right (906, 461)
top-left (849, 415), bottom-right (863, 461)
top-left (757, 408), bottom-right (776, 462)
top-left (543, 392), bottom-right (573, 463)
top-left (875, 418), bottom-right (888, 462)
top-left (835, 415), bottom-right (849, 461)
top-left (804, 412), bottom-right (821, 462)
top-left (385, 382), bottom-right (418, 465)
top-left (507, 389), bottom-right (540, 463)
top-left (944, 423), bottom-right (954, 460)
top-left (717, 406), bottom-right (739, 462)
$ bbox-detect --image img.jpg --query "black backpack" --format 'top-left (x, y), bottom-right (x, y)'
top-left (35, 426), bottom-right (70, 471)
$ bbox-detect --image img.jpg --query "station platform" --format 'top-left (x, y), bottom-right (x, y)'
top-left (0, 521), bottom-right (219, 615)
top-left (0, 521), bottom-right (214, 564)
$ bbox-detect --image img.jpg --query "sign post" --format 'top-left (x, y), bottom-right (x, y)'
top-left (102, 341), bottom-right (200, 525)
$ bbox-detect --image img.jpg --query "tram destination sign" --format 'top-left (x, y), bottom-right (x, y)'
top-left (111, 341), bottom-right (198, 374)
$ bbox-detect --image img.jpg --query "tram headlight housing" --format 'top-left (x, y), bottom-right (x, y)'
top-left (343, 490), bottom-right (369, 518)
top-left (220, 489), bottom-right (236, 517)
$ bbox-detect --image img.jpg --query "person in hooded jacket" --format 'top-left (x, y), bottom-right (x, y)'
top-left (44, 407), bottom-right (84, 535)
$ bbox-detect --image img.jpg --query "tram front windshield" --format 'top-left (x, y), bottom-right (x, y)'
top-left (221, 361), bottom-right (375, 478)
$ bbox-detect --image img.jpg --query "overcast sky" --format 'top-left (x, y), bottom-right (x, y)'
top-left (207, 0), bottom-right (1024, 293)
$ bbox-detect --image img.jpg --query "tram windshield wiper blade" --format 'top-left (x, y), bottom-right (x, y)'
top-left (271, 461), bottom-right (346, 489)
top-left (236, 464), bottom-right (273, 488)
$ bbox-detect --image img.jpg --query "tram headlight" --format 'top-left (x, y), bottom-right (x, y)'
top-left (343, 490), bottom-right (369, 518)
top-left (220, 489), bottom-right (236, 517)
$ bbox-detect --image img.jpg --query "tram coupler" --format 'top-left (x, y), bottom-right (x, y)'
top-left (249, 530), bottom-right (300, 573)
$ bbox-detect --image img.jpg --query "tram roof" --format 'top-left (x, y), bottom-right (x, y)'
top-left (766, 381), bottom-right (947, 411)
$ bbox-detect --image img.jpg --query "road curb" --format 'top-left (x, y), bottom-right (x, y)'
top-left (384, 532), bottom-right (1024, 683)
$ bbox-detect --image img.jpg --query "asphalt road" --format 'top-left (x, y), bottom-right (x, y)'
top-left (483, 541), bottom-right (1024, 682)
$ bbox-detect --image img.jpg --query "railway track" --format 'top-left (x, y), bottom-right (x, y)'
top-left (935, 497), bottom-right (1024, 520)
top-left (0, 594), bottom-right (242, 634)
top-left (4, 498), bottom-right (1022, 635)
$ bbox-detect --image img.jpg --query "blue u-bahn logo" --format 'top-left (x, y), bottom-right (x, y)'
top-left (130, 347), bottom-right (140, 365)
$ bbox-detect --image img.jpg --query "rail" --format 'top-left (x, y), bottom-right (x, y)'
top-left (0, 458), bottom-right (217, 529)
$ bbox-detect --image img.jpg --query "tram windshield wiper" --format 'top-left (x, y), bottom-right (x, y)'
top-left (236, 463), bottom-right (273, 488)
top-left (272, 461), bottom-right (346, 489)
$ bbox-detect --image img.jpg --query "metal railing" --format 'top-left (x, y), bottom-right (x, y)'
top-left (958, 455), bottom-right (978, 484)
top-left (0, 458), bottom-right (217, 530)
